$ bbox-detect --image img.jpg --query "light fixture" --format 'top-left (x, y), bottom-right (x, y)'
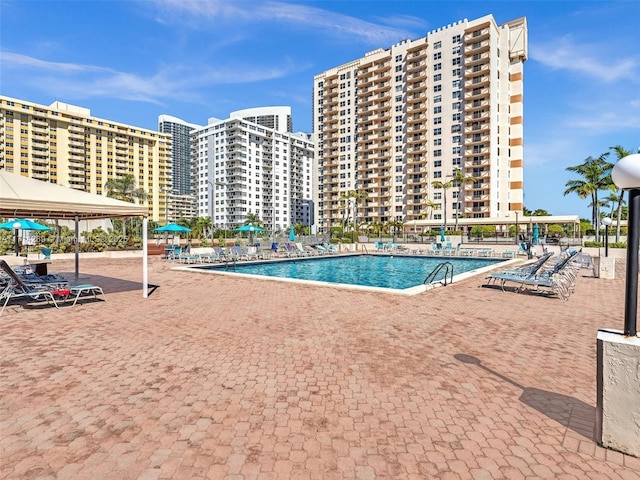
top-left (611, 153), bottom-right (640, 337)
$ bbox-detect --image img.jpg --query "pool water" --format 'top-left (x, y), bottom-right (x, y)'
top-left (193, 254), bottom-right (502, 292)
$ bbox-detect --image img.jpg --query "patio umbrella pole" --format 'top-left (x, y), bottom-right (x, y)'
top-left (14, 228), bottom-right (19, 256)
top-left (75, 216), bottom-right (80, 279)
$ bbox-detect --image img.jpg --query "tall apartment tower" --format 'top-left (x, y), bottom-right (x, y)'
top-left (313, 14), bottom-right (527, 232)
top-left (230, 106), bottom-right (293, 133)
top-left (193, 107), bottom-right (314, 233)
top-left (0, 95), bottom-right (171, 221)
top-left (158, 115), bottom-right (200, 195)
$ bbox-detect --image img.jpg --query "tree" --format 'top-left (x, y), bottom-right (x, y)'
top-left (431, 179), bottom-right (453, 229)
top-left (610, 145), bottom-right (633, 242)
top-left (244, 212), bottom-right (263, 228)
top-left (449, 168), bottom-right (478, 231)
top-left (386, 218), bottom-right (404, 242)
top-left (340, 189), bottom-right (369, 241)
top-left (532, 209), bottom-right (550, 216)
top-left (564, 153), bottom-right (613, 242)
top-left (105, 174), bottom-right (148, 236)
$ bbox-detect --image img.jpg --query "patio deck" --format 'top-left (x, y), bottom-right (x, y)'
top-left (1, 256), bottom-right (638, 479)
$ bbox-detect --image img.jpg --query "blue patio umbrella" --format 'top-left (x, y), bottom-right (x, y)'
top-left (154, 223), bottom-right (191, 233)
top-left (533, 223), bottom-right (540, 245)
top-left (440, 225), bottom-right (446, 242)
top-left (235, 224), bottom-right (264, 233)
top-left (289, 225), bottom-right (296, 242)
top-left (235, 224), bottom-right (264, 244)
top-left (0, 218), bottom-right (52, 256)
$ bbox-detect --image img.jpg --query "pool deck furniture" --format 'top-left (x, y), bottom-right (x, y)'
top-left (68, 284), bottom-right (105, 306)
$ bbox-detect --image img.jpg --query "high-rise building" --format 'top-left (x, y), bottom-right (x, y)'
top-left (313, 14), bottom-right (527, 233)
top-left (230, 106), bottom-right (293, 133)
top-left (193, 107), bottom-right (314, 234)
top-left (158, 115), bottom-right (200, 196)
top-left (0, 95), bottom-right (171, 221)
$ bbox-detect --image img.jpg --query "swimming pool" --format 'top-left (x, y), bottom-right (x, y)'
top-left (186, 254), bottom-right (505, 295)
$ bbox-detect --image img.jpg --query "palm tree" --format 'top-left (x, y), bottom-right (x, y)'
top-left (564, 153), bottom-right (613, 242)
top-left (105, 174), bottom-right (148, 236)
top-left (449, 168), bottom-right (479, 231)
top-left (610, 145), bottom-right (633, 242)
top-left (340, 189), bottom-right (369, 241)
top-left (421, 200), bottom-right (437, 220)
top-left (431, 179), bottom-right (453, 229)
top-left (244, 212), bottom-right (264, 229)
top-left (386, 218), bottom-right (404, 242)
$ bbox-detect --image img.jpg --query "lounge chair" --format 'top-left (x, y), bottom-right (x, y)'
top-left (487, 251), bottom-right (579, 300)
top-left (486, 252), bottom-right (554, 287)
top-left (68, 284), bottom-right (105, 306)
top-left (294, 242), bottom-right (312, 256)
top-left (40, 246), bottom-right (52, 259)
top-left (374, 241), bottom-right (385, 252)
top-left (314, 244), bottom-right (330, 255)
top-left (229, 245), bottom-right (262, 261)
top-left (0, 260), bottom-right (69, 316)
top-left (324, 243), bottom-right (339, 254)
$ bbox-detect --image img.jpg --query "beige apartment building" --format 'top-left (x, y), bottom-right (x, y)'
top-left (313, 14), bottom-right (527, 234)
top-left (0, 96), bottom-right (171, 221)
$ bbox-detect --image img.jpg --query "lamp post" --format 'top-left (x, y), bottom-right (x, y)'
top-left (611, 153), bottom-right (640, 337)
top-left (515, 211), bottom-right (519, 245)
top-left (601, 217), bottom-right (612, 258)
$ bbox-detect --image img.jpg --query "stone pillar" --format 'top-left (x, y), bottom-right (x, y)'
top-left (596, 329), bottom-right (640, 457)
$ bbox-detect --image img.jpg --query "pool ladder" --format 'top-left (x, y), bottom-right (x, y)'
top-left (424, 261), bottom-right (454, 286)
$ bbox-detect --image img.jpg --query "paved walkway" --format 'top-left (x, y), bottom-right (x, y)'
top-left (1, 255), bottom-right (638, 479)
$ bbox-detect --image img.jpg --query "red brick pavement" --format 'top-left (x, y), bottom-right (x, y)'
top-left (1, 256), bottom-right (639, 479)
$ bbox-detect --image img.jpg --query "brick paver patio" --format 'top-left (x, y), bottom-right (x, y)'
top-left (1, 255), bottom-right (638, 479)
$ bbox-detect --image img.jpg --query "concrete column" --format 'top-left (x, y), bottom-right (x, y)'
top-left (596, 329), bottom-right (640, 457)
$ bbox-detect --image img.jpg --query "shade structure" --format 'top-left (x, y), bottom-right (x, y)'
top-left (154, 223), bottom-right (191, 233)
top-left (0, 218), bottom-right (52, 231)
top-left (289, 226), bottom-right (296, 242)
top-left (0, 170), bottom-right (150, 295)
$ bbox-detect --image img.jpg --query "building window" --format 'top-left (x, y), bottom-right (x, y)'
top-left (433, 74), bottom-right (441, 81)
top-left (434, 41), bottom-right (442, 49)
top-left (434, 63), bottom-right (442, 71)
top-left (434, 171), bottom-right (442, 178)
top-left (433, 52), bottom-right (441, 60)
top-left (433, 106), bottom-right (442, 114)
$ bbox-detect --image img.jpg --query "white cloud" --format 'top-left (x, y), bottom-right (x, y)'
top-left (148, 0), bottom-right (418, 45)
top-left (0, 50), bottom-right (303, 104)
top-left (531, 35), bottom-right (638, 82)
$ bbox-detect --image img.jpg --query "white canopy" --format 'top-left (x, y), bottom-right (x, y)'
top-left (0, 170), bottom-right (149, 297)
top-left (0, 170), bottom-right (148, 219)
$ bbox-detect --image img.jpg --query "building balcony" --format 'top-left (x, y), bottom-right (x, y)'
top-left (465, 27), bottom-right (490, 43)
top-left (465, 38), bottom-right (490, 53)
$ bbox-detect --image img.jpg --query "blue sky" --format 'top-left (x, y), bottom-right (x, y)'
top-left (1, 0), bottom-right (639, 220)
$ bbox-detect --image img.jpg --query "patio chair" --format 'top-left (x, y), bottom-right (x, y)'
top-left (294, 242), bottom-right (312, 256)
top-left (68, 284), bottom-right (105, 306)
top-left (486, 252), bottom-right (554, 287)
top-left (0, 260), bottom-right (69, 316)
top-left (229, 245), bottom-right (261, 261)
top-left (40, 246), bottom-right (52, 259)
top-left (314, 244), bottom-right (330, 255)
top-left (487, 251), bottom-right (579, 300)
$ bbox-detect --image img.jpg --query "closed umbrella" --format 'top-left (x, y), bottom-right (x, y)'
top-left (0, 218), bottom-right (52, 256)
top-left (533, 224), bottom-right (540, 245)
top-left (289, 225), bottom-right (296, 242)
top-left (440, 225), bottom-right (446, 242)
